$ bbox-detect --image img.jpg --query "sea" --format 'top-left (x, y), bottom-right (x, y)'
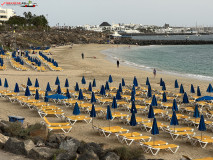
top-left (102, 36), bottom-right (213, 81)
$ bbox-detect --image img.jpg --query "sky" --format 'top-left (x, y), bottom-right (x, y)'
top-left (2, 0), bottom-right (213, 27)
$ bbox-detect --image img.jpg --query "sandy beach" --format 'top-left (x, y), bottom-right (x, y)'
top-left (0, 44), bottom-right (212, 160)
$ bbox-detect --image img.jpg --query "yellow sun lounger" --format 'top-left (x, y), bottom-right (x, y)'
top-left (101, 127), bottom-right (129, 137)
top-left (125, 117), bottom-right (150, 125)
top-left (205, 108), bottom-right (213, 119)
top-left (116, 132), bottom-right (151, 145)
top-left (99, 98), bottom-right (112, 104)
top-left (111, 112), bottom-right (129, 120)
top-left (126, 105), bottom-right (147, 112)
top-left (65, 115), bottom-right (92, 125)
top-left (96, 126), bottom-right (128, 137)
top-left (170, 131), bottom-right (195, 140)
top-left (141, 122), bottom-right (169, 132)
top-left (140, 140), bottom-right (179, 155)
top-left (38, 108), bottom-right (64, 118)
top-left (42, 117), bottom-right (72, 133)
top-left (190, 136), bottom-right (213, 148)
top-left (148, 144), bottom-right (179, 155)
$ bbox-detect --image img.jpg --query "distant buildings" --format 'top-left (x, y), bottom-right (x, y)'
top-left (54, 21), bottom-right (213, 35)
top-left (99, 22), bottom-right (111, 31)
top-left (0, 7), bottom-right (16, 24)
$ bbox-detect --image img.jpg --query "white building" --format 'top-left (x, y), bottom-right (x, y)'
top-left (0, 7), bottom-right (16, 23)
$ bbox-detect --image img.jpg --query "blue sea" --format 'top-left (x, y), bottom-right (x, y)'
top-left (102, 45), bottom-right (213, 80)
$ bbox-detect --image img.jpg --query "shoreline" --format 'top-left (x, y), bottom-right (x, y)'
top-left (101, 45), bottom-right (213, 82)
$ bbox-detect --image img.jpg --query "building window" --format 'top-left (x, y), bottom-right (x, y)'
top-left (0, 16), bottom-right (7, 18)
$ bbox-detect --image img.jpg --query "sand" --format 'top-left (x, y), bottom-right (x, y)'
top-left (0, 44), bottom-right (212, 160)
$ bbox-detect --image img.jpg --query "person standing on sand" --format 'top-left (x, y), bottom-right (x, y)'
top-left (153, 68), bottom-right (156, 78)
top-left (81, 53), bottom-right (84, 59)
top-left (117, 60), bottom-right (119, 68)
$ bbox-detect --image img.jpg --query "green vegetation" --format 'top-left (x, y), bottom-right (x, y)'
top-left (5, 12), bottom-right (48, 30)
top-left (5, 122), bottom-right (44, 140)
top-left (113, 146), bottom-right (144, 160)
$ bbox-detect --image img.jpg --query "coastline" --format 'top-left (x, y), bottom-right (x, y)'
top-left (0, 44), bottom-right (212, 160)
top-left (101, 45), bottom-right (213, 82)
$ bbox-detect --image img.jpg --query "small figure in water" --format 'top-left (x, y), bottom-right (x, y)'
top-left (153, 68), bottom-right (156, 78)
top-left (81, 53), bottom-right (84, 59)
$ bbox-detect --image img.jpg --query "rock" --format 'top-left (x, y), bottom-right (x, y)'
top-left (77, 142), bottom-right (103, 157)
top-left (103, 152), bottom-right (120, 160)
top-left (56, 152), bottom-right (77, 160)
top-left (87, 142), bottom-right (103, 157)
top-left (46, 142), bottom-right (59, 148)
top-left (29, 125), bottom-right (48, 141)
top-left (0, 120), bottom-right (10, 134)
top-left (0, 133), bottom-right (9, 148)
top-left (4, 137), bottom-right (35, 156)
top-left (47, 134), bottom-right (66, 144)
top-left (32, 136), bottom-right (45, 147)
top-left (29, 147), bottom-right (56, 160)
top-left (78, 150), bottom-right (99, 160)
top-left (59, 138), bottom-right (80, 155)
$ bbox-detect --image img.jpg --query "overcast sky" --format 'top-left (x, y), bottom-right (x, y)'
top-left (3, 0), bottom-right (213, 27)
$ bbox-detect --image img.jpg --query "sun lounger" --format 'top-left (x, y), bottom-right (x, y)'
top-left (148, 144), bottom-right (179, 155)
top-left (42, 117), bottom-right (72, 133)
top-left (153, 109), bottom-right (168, 117)
top-left (63, 99), bottom-right (82, 107)
top-left (141, 122), bottom-right (169, 132)
top-left (126, 104), bottom-right (147, 112)
top-left (124, 117), bottom-right (150, 125)
top-left (111, 112), bottom-right (129, 120)
top-left (121, 95), bottom-right (131, 101)
top-left (38, 108), bottom-right (64, 118)
top-left (99, 98), bottom-right (112, 104)
top-left (140, 140), bottom-right (179, 155)
top-left (116, 132), bottom-right (151, 145)
top-left (205, 108), bottom-right (213, 119)
top-left (161, 102), bottom-right (174, 110)
top-left (190, 135), bottom-right (213, 148)
top-left (0, 90), bottom-right (10, 97)
top-left (117, 101), bottom-right (128, 108)
top-left (98, 126), bottom-right (129, 137)
top-left (170, 131), bottom-right (195, 140)
top-left (65, 115), bottom-right (92, 125)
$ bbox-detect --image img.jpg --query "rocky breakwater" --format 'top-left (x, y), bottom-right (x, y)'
top-left (0, 120), bottom-right (146, 160)
top-left (114, 38), bottom-right (213, 45)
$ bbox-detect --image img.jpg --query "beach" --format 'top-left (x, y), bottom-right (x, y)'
top-left (0, 44), bottom-right (212, 160)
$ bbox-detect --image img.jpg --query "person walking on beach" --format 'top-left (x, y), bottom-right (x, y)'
top-left (153, 68), bottom-right (156, 78)
top-left (81, 53), bottom-right (84, 59)
top-left (117, 60), bottom-right (120, 68)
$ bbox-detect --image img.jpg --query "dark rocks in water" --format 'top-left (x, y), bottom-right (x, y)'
top-left (114, 38), bottom-right (213, 45)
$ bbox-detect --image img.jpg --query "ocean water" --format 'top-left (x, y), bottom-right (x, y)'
top-left (102, 45), bottom-right (213, 80)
